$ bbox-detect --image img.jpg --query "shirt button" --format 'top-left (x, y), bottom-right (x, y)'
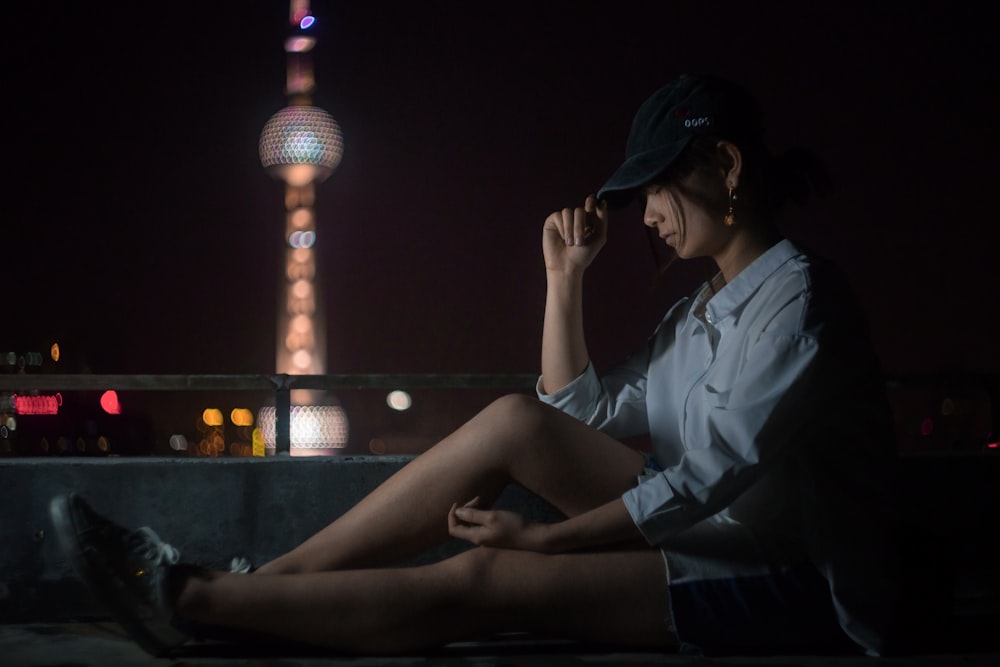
top-left (705, 312), bottom-right (714, 324)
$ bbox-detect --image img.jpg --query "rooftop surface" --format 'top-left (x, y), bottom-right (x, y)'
top-left (5, 622), bottom-right (1000, 667)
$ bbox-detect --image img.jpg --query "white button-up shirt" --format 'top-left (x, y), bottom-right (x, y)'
top-left (538, 239), bottom-right (899, 655)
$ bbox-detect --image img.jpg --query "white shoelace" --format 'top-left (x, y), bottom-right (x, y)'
top-left (124, 525), bottom-right (250, 575)
top-left (131, 527), bottom-right (181, 566)
top-left (229, 556), bottom-right (253, 573)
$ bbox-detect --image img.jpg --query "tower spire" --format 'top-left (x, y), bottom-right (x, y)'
top-left (257, 1), bottom-right (348, 455)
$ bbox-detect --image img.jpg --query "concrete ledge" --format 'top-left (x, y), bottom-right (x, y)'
top-left (4, 452), bottom-right (1000, 640)
top-left (0, 456), bottom-right (559, 623)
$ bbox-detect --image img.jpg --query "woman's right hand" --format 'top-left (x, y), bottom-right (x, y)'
top-left (542, 195), bottom-right (607, 274)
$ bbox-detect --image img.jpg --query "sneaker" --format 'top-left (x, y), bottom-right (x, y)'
top-left (49, 493), bottom-right (190, 656)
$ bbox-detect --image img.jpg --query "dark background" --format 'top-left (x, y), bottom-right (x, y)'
top-left (4, 1), bottom-right (998, 380)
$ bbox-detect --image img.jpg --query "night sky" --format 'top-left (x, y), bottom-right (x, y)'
top-left (6, 1), bottom-right (999, 381)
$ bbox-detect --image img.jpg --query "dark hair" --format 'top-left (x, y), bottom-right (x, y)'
top-left (650, 135), bottom-right (832, 219)
top-left (764, 146), bottom-right (832, 208)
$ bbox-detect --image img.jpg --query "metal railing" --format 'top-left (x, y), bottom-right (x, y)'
top-left (2, 372), bottom-right (998, 455)
top-left (0, 373), bottom-right (538, 455)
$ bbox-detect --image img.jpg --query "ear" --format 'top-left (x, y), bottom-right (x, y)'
top-left (715, 140), bottom-right (743, 189)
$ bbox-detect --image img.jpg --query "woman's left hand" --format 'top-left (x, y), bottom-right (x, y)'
top-left (447, 497), bottom-right (551, 552)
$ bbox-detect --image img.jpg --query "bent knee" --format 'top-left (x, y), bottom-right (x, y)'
top-left (454, 394), bottom-right (584, 472)
top-left (479, 393), bottom-right (554, 434)
top-left (441, 547), bottom-right (504, 592)
top-left (486, 392), bottom-right (543, 416)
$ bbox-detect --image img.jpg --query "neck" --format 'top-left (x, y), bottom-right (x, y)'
top-left (714, 225), bottom-right (781, 283)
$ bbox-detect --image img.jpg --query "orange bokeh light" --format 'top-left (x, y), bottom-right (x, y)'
top-left (202, 408), bottom-right (224, 427)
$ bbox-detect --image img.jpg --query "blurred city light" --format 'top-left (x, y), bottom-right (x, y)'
top-left (387, 390), bottom-right (412, 411)
top-left (13, 393), bottom-right (61, 415)
top-left (230, 408), bottom-right (254, 426)
top-left (257, 404), bottom-right (349, 453)
top-left (100, 390), bottom-right (121, 415)
top-left (285, 36), bottom-right (316, 53)
top-left (202, 408), bottom-right (224, 427)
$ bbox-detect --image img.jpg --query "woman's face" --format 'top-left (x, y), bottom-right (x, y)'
top-left (641, 164), bottom-right (730, 260)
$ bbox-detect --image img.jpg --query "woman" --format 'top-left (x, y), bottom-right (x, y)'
top-left (50, 73), bottom-right (899, 658)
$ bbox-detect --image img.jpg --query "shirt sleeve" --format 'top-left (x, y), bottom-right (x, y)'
top-left (623, 331), bottom-right (825, 545)
top-left (537, 348), bottom-right (653, 442)
top-left (536, 299), bottom-right (691, 440)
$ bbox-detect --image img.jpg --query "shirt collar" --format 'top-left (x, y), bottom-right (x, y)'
top-left (701, 239), bottom-right (801, 326)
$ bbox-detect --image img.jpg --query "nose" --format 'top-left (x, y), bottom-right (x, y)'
top-left (643, 201), bottom-right (661, 228)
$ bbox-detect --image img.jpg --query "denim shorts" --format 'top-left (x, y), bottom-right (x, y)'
top-left (668, 562), bottom-right (860, 656)
top-left (637, 453), bottom-right (858, 656)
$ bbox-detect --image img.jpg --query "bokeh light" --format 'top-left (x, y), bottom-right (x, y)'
top-left (202, 408), bottom-right (224, 427)
top-left (13, 393), bottom-right (61, 415)
top-left (289, 207), bottom-right (312, 229)
top-left (291, 349), bottom-right (313, 370)
top-left (230, 408), bottom-right (254, 427)
top-left (387, 390), bottom-right (412, 411)
top-left (285, 36), bottom-right (316, 53)
top-left (100, 390), bottom-right (122, 415)
top-left (289, 230), bottom-right (316, 248)
top-left (292, 279), bottom-right (311, 299)
top-left (257, 404), bottom-right (349, 451)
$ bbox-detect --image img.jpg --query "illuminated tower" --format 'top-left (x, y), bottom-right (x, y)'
top-left (258, 0), bottom-right (347, 455)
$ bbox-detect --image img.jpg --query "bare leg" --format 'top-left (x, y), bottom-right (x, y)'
top-left (257, 394), bottom-right (646, 573)
top-left (177, 546), bottom-right (673, 654)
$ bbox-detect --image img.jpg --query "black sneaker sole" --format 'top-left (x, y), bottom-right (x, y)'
top-left (49, 493), bottom-right (187, 657)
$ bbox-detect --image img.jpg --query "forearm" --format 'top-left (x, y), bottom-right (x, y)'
top-left (540, 269), bottom-right (589, 394)
top-left (449, 497), bottom-right (645, 554)
top-left (540, 497), bottom-right (645, 553)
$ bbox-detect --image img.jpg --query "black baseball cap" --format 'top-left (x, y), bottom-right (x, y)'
top-left (597, 74), bottom-right (764, 209)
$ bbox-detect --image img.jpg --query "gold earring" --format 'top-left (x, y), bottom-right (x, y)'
top-left (724, 186), bottom-right (736, 226)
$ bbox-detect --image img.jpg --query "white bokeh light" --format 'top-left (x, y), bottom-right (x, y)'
top-left (258, 405), bottom-right (349, 451)
top-left (386, 390), bottom-right (413, 411)
top-left (291, 349), bottom-right (313, 370)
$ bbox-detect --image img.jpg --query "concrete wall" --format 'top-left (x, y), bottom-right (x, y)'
top-left (0, 456), bottom-right (559, 623)
top-left (2, 453), bottom-right (998, 635)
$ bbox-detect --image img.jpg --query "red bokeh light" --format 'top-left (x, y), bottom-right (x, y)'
top-left (100, 390), bottom-right (122, 415)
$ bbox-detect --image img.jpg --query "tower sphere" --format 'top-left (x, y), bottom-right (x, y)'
top-left (259, 106), bottom-right (344, 186)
